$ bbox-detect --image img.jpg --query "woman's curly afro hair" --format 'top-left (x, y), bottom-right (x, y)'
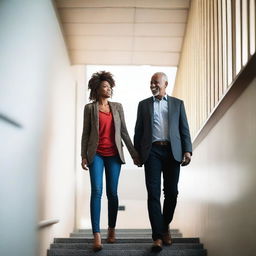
top-left (88, 71), bottom-right (115, 101)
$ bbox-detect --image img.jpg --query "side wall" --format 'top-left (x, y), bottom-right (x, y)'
top-left (173, 1), bottom-right (256, 255)
top-left (38, 1), bottom-right (76, 256)
top-left (0, 1), bottom-right (76, 256)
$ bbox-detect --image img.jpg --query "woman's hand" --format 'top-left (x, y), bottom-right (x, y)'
top-left (81, 158), bottom-right (89, 170)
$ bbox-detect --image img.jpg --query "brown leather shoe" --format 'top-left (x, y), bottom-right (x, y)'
top-left (162, 230), bottom-right (172, 245)
top-left (107, 227), bottom-right (116, 243)
top-left (151, 239), bottom-right (163, 252)
top-left (93, 232), bottom-right (103, 252)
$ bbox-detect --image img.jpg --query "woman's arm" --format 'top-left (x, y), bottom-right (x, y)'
top-left (81, 104), bottom-right (91, 169)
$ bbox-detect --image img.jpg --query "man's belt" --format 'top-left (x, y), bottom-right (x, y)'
top-left (152, 141), bottom-right (170, 146)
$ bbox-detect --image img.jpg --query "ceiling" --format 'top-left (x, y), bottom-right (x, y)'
top-left (55, 0), bottom-right (190, 66)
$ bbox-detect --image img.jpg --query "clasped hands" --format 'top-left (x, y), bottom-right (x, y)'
top-left (133, 155), bottom-right (143, 167)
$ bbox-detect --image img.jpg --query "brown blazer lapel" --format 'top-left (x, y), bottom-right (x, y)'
top-left (109, 102), bottom-right (119, 128)
top-left (93, 102), bottom-right (99, 131)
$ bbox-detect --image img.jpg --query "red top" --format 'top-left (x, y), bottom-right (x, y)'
top-left (96, 111), bottom-right (118, 156)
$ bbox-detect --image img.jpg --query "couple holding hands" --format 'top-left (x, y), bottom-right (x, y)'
top-left (81, 71), bottom-right (192, 252)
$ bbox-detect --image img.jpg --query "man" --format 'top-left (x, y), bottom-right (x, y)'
top-left (134, 72), bottom-right (192, 252)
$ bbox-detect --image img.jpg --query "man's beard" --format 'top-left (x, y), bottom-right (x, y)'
top-left (151, 89), bottom-right (159, 96)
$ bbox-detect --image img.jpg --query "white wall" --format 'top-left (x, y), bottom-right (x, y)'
top-left (0, 1), bottom-right (76, 256)
top-left (174, 77), bottom-right (256, 256)
top-left (72, 65), bottom-right (89, 230)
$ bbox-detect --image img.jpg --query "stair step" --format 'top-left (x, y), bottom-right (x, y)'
top-left (47, 248), bottom-right (207, 256)
top-left (76, 229), bottom-right (180, 233)
top-left (54, 237), bottom-right (200, 244)
top-left (70, 233), bottom-right (183, 238)
top-left (50, 242), bottom-right (204, 250)
top-left (49, 229), bottom-right (206, 255)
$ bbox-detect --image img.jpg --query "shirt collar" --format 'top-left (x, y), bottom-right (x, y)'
top-left (153, 94), bottom-right (168, 101)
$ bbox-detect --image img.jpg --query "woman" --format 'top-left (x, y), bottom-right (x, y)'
top-left (81, 71), bottom-right (140, 251)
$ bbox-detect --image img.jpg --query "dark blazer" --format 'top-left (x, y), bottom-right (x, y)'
top-left (81, 101), bottom-right (138, 165)
top-left (134, 95), bottom-right (192, 163)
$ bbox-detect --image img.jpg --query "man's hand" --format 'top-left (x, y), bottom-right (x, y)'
top-left (81, 158), bottom-right (89, 170)
top-left (133, 156), bottom-right (143, 167)
top-left (181, 152), bottom-right (191, 166)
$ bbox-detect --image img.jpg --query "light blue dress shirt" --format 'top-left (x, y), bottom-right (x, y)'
top-left (152, 95), bottom-right (169, 143)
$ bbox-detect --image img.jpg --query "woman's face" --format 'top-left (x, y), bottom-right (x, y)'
top-left (98, 81), bottom-right (112, 98)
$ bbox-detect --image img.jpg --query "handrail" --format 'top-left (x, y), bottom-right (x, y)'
top-left (0, 113), bottom-right (22, 128)
top-left (38, 218), bottom-right (60, 229)
top-left (193, 53), bottom-right (256, 149)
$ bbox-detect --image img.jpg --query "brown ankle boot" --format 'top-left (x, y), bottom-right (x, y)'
top-left (107, 228), bottom-right (116, 243)
top-left (93, 232), bottom-right (103, 252)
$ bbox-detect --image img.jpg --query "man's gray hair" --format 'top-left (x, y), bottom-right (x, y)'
top-left (153, 72), bottom-right (168, 82)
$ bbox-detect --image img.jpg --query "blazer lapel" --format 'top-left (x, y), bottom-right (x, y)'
top-left (148, 97), bottom-right (154, 128)
top-left (108, 102), bottom-right (119, 127)
top-left (168, 96), bottom-right (177, 133)
top-left (93, 102), bottom-right (99, 131)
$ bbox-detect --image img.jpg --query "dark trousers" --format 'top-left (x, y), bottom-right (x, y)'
top-left (144, 144), bottom-right (180, 241)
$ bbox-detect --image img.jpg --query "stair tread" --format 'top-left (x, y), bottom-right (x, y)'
top-left (48, 248), bottom-right (207, 256)
top-left (49, 229), bottom-right (206, 255)
top-left (70, 234), bottom-right (183, 238)
top-left (76, 229), bottom-right (179, 233)
top-left (51, 242), bottom-right (204, 249)
top-left (77, 229), bottom-right (179, 232)
top-left (71, 232), bottom-right (182, 235)
top-left (54, 237), bottom-right (200, 243)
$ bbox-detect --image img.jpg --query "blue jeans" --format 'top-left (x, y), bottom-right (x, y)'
top-left (89, 153), bottom-right (121, 233)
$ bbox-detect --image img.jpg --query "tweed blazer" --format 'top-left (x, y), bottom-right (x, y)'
top-left (81, 101), bottom-right (138, 165)
top-left (134, 95), bottom-right (192, 163)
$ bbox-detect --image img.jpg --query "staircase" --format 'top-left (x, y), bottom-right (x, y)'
top-left (47, 229), bottom-right (207, 256)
